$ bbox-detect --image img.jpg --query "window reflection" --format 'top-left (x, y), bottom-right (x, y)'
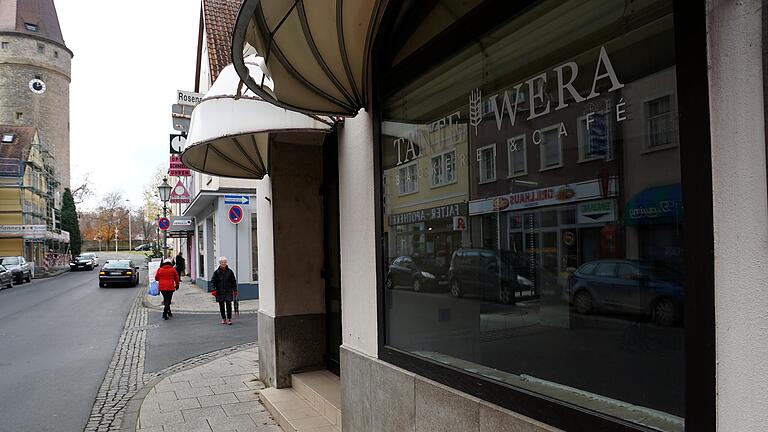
top-left (380, 0), bottom-right (684, 430)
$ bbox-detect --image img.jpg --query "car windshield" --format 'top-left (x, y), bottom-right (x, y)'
top-left (81, 254), bottom-right (95, 259)
top-left (104, 261), bottom-right (131, 269)
top-left (2, 257), bottom-right (19, 265)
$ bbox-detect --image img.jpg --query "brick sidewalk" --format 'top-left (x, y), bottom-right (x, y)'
top-left (144, 279), bottom-right (259, 314)
top-left (136, 348), bottom-right (280, 432)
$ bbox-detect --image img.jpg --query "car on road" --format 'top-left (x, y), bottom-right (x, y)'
top-left (99, 260), bottom-right (139, 287)
top-left (566, 259), bottom-right (684, 326)
top-left (448, 249), bottom-right (521, 304)
top-left (1, 256), bottom-right (32, 284)
top-left (385, 256), bottom-right (445, 292)
top-left (0, 265), bottom-right (15, 289)
top-left (70, 253), bottom-right (98, 271)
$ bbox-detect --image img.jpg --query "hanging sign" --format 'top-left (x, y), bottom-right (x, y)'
top-left (169, 179), bottom-right (191, 203)
top-left (170, 134), bottom-right (186, 154)
top-left (169, 155), bottom-right (190, 177)
top-left (228, 205), bottom-right (244, 224)
top-left (453, 216), bottom-right (467, 231)
top-left (577, 199), bottom-right (616, 224)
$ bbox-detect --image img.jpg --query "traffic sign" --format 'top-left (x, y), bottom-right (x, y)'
top-left (158, 217), bottom-right (171, 231)
top-left (177, 90), bottom-right (203, 107)
top-left (228, 205), bottom-right (244, 224)
top-left (224, 195), bottom-right (250, 205)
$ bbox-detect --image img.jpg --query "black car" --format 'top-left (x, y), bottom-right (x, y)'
top-left (70, 253), bottom-right (98, 271)
top-left (1, 256), bottom-right (32, 284)
top-left (385, 256), bottom-right (445, 292)
top-left (99, 260), bottom-right (139, 287)
top-left (0, 265), bottom-right (15, 289)
top-left (448, 249), bottom-right (520, 304)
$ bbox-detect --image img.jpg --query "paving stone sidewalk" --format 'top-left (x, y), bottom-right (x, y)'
top-left (144, 279), bottom-right (259, 313)
top-left (136, 348), bottom-right (280, 432)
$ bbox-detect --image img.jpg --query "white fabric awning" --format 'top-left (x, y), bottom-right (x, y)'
top-left (181, 55), bottom-right (333, 179)
top-left (231, 0), bottom-right (387, 116)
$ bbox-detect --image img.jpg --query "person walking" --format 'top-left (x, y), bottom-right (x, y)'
top-left (155, 258), bottom-right (180, 320)
top-left (211, 256), bottom-right (237, 325)
top-left (174, 251), bottom-right (186, 278)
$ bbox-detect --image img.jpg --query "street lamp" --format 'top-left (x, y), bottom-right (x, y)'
top-left (126, 199), bottom-right (132, 252)
top-left (158, 178), bottom-right (172, 257)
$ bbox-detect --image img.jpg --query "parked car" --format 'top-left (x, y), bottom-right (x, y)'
top-left (385, 256), bottom-right (445, 292)
top-left (70, 253), bottom-right (98, 271)
top-left (99, 260), bottom-right (139, 287)
top-left (567, 259), bottom-right (684, 326)
top-left (448, 249), bottom-right (520, 304)
top-left (1, 256), bottom-right (32, 284)
top-left (134, 244), bottom-right (152, 251)
top-left (0, 265), bottom-right (15, 289)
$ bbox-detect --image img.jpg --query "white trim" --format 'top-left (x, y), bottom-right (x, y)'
top-left (538, 124), bottom-right (563, 171)
top-left (642, 93), bottom-right (678, 151)
top-left (507, 134), bottom-right (527, 177)
top-left (478, 143), bottom-right (497, 184)
top-left (397, 161), bottom-right (419, 196)
top-left (430, 149), bottom-right (458, 189)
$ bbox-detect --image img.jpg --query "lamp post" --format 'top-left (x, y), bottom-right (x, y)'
top-left (126, 199), bottom-right (132, 252)
top-left (158, 178), bottom-right (172, 258)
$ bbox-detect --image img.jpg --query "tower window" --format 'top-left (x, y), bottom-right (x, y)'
top-left (1, 134), bottom-right (15, 143)
top-left (1, 42), bottom-right (8, 49)
top-left (35, 75), bottom-right (42, 80)
top-left (16, 112), bottom-right (22, 120)
top-left (37, 43), bottom-right (44, 54)
top-left (25, 23), bottom-right (38, 32)
top-left (53, 50), bottom-right (58, 58)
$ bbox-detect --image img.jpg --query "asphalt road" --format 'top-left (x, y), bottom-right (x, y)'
top-left (0, 252), bottom-right (259, 432)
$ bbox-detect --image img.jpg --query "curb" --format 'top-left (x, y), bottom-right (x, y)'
top-left (141, 296), bottom-right (259, 315)
top-left (119, 342), bottom-right (259, 432)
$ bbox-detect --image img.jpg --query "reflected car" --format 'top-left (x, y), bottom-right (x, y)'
top-left (0, 265), bottom-right (14, 289)
top-left (1, 256), bottom-right (32, 284)
top-left (70, 253), bottom-right (98, 271)
top-left (99, 260), bottom-right (139, 287)
top-left (448, 249), bottom-right (519, 304)
top-left (385, 256), bottom-right (444, 292)
top-left (567, 260), bottom-right (684, 326)
top-left (134, 244), bottom-right (152, 251)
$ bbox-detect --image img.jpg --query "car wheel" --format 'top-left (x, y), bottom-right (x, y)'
top-left (498, 283), bottom-right (513, 305)
top-left (15, 275), bottom-right (22, 285)
top-left (652, 298), bottom-right (678, 326)
top-left (413, 278), bottom-right (421, 292)
top-left (99, 282), bottom-right (106, 288)
top-left (573, 290), bottom-right (593, 314)
top-left (385, 276), bottom-right (394, 290)
top-left (25, 273), bottom-right (30, 282)
top-left (450, 279), bottom-right (463, 298)
top-left (6, 278), bottom-right (12, 289)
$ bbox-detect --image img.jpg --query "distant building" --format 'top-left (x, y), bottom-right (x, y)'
top-left (0, 0), bottom-right (72, 197)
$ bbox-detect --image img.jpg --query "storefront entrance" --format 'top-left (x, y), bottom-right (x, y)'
top-left (323, 133), bottom-right (342, 375)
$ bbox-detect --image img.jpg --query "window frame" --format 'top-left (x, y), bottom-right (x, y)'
top-left (372, 1), bottom-right (715, 431)
top-left (576, 111), bottom-right (614, 162)
top-left (538, 123), bottom-right (564, 171)
top-left (477, 143), bottom-right (496, 184)
top-left (507, 134), bottom-right (528, 177)
top-left (397, 160), bottom-right (419, 196)
top-left (643, 94), bottom-right (678, 152)
top-left (430, 149), bottom-right (458, 188)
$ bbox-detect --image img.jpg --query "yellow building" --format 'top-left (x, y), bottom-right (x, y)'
top-left (0, 125), bottom-right (66, 269)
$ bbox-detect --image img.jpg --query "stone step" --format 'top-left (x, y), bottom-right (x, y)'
top-left (259, 382), bottom-right (341, 432)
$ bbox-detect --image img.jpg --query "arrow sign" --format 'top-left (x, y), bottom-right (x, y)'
top-left (158, 217), bottom-right (171, 231)
top-left (228, 205), bottom-right (244, 224)
top-left (224, 195), bottom-right (250, 205)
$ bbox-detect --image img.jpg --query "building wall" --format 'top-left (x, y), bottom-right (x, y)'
top-left (0, 34), bottom-right (71, 189)
top-left (707, 1), bottom-right (768, 431)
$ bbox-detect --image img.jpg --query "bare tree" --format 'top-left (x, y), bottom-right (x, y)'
top-left (71, 172), bottom-right (94, 204)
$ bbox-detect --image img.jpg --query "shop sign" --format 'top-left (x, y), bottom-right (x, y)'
top-left (169, 179), bottom-right (191, 203)
top-left (168, 217), bottom-right (194, 238)
top-left (169, 155), bottom-right (190, 177)
top-left (390, 203), bottom-right (468, 226)
top-left (0, 224), bottom-right (47, 238)
top-left (469, 177), bottom-right (617, 215)
top-left (577, 199), bottom-right (616, 224)
top-left (453, 216), bottom-right (467, 231)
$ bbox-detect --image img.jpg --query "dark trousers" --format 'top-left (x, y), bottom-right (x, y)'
top-left (218, 300), bottom-right (232, 319)
top-left (161, 291), bottom-right (174, 317)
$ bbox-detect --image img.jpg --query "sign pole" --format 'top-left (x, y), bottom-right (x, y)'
top-left (235, 222), bottom-right (239, 283)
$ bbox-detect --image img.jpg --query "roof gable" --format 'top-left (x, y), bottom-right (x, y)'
top-left (202, 0), bottom-right (240, 82)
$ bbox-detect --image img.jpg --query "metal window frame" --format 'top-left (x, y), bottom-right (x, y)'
top-left (371, 1), bottom-right (715, 431)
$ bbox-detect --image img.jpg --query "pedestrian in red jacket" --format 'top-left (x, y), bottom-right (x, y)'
top-left (155, 259), bottom-right (180, 320)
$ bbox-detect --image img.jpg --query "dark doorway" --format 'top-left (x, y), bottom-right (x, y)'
top-left (322, 132), bottom-right (342, 375)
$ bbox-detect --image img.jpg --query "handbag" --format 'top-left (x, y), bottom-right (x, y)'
top-left (148, 281), bottom-right (160, 296)
top-left (234, 291), bottom-right (240, 315)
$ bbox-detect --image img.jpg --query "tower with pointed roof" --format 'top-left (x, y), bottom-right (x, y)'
top-left (0, 0), bottom-right (72, 196)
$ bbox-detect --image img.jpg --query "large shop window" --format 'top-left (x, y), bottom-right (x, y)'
top-left (380, 1), bottom-right (686, 431)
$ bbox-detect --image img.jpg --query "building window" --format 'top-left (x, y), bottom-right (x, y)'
top-left (478, 144), bottom-right (496, 183)
top-left (577, 112), bottom-right (613, 161)
top-left (646, 95), bottom-right (675, 149)
top-left (379, 1), bottom-right (695, 430)
top-left (538, 125), bottom-right (562, 170)
top-left (25, 23), bottom-right (38, 32)
top-left (37, 43), bottom-right (44, 54)
top-left (397, 162), bottom-right (418, 195)
top-left (53, 50), bottom-right (58, 58)
top-left (1, 42), bottom-right (8, 49)
top-left (507, 135), bottom-right (527, 177)
top-left (431, 150), bottom-right (456, 187)
top-left (1, 134), bottom-right (15, 143)
top-left (16, 112), bottom-right (22, 120)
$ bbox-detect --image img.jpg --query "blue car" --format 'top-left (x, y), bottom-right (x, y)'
top-left (567, 260), bottom-right (683, 326)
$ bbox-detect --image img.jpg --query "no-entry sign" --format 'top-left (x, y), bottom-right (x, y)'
top-left (158, 217), bottom-right (171, 231)
top-left (228, 205), bottom-right (243, 224)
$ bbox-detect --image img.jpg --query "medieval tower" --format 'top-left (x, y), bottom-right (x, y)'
top-left (0, 0), bottom-right (71, 193)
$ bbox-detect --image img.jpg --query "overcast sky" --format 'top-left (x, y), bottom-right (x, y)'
top-left (56, 0), bottom-right (200, 211)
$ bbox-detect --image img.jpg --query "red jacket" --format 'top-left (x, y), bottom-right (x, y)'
top-left (155, 264), bottom-right (179, 291)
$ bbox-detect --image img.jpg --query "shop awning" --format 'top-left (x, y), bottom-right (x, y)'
top-left (181, 55), bottom-right (333, 179)
top-left (231, 0), bottom-right (387, 116)
top-left (624, 184), bottom-right (682, 225)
